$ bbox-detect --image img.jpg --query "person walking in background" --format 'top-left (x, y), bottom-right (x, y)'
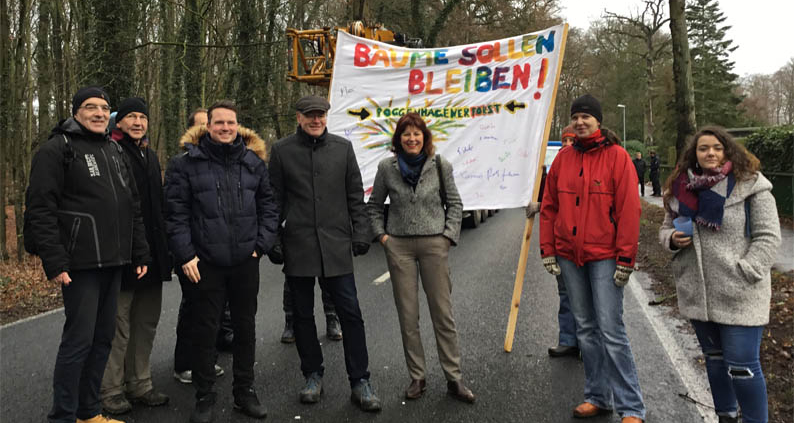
top-left (659, 126), bottom-right (781, 423)
top-left (539, 94), bottom-right (645, 423)
top-left (649, 150), bottom-right (661, 196)
top-left (25, 86), bottom-right (150, 423)
top-left (100, 98), bottom-right (171, 415)
top-left (366, 113), bottom-right (474, 403)
top-left (633, 152), bottom-right (646, 197)
top-left (269, 95), bottom-right (381, 412)
top-left (526, 125), bottom-right (579, 359)
top-left (165, 100), bottom-right (279, 422)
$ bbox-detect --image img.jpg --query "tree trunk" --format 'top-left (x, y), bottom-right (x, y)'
top-left (669, 0), bottom-right (697, 158)
top-left (0, 0), bottom-right (11, 259)
top-left (644, 50), bottom-right (655, 145)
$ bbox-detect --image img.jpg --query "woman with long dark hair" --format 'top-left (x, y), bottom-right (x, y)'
top-left (366, 112), bottom-right (474, 403)
top-left (659, 126), bottom-right (781, 423)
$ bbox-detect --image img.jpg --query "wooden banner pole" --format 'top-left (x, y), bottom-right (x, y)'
top-left (504, 23), bottom-right (570, 353)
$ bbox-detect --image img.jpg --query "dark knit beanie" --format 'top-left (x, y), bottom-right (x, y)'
top-left (72, 86), bottom-right (110, 116)
top-left (117, 97), bottom-right (149, 121)
top-left (570, 94), bottom-right (602, 123)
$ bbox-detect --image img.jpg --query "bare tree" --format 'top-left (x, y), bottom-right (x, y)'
top-left (604, 0), bottom-right (670, 146)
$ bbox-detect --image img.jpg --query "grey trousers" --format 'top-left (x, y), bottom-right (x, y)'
top-left (383, 235), bottom-right (463, 381)
top-left (100, 282), bottom-right (163, 398)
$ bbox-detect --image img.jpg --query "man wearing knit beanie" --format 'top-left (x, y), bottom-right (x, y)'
top-left (100, 97), bottom-right (171, 415)
top-left (27, 86), bottom-right (150, 423)
top-left (526, 124), bottom-right (580, 359)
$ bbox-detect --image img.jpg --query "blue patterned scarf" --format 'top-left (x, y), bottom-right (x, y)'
top-left (397, 152), bottom-right (427, 188)
top-left (672, 161), bottom-right (735, 230)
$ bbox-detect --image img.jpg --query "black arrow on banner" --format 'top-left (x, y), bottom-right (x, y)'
top-left (347, 107), bottom-right (371, 120)
top-left (505, 100), bottom-right (527, 114)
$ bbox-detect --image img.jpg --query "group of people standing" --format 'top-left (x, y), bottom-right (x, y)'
top-left (27, 87), bottom-right (475, 423)
top-left (532, 94), bottom-right (781, 423)
top-left (632, 150), bottom-right (661, 197)
top-left (25, 86), bottom-right (781, 423)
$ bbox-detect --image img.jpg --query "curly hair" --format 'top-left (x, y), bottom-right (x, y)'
top-left (662, 125), bottom-right (760, 210)
top-left (391, 113), bottom-right (435, 156)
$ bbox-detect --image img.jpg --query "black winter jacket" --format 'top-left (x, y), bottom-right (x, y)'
top-left (26, 118), bottom-right (150, 279)
top-left (164, 127), bottom-right (278, 267)
top-left (114, 130), bottom-right (172, 289)
top-left (633, 158), bottom-right (647, 179)
top-left (269, 126), bottom-right (371, 277)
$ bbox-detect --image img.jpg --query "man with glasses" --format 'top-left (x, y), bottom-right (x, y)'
top-left (269, 95), bottom-right (381, 412)
top-left (25, 86), bottom-right (150, 423)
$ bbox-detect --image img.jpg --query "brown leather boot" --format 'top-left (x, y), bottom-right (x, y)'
top-left (573, 402), bottom-right (612, 418)
top-left (446, 380), bottom-right (475, 403)
top-left (404, 379), bottom-right (426, 399)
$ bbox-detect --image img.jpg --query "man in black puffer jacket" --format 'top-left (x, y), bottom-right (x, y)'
top-left (165, 100), bottom-right (278, 423)
top-left (25, 86), bottom-right (150, 423)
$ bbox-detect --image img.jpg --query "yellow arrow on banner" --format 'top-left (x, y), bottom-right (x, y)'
top-left (347, 107), bottom-right (371, 120)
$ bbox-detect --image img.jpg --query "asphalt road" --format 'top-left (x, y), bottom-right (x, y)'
top-left (0, 209), bottom-right (707, 422)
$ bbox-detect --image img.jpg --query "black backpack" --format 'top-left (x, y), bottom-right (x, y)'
top-left (23, 134), bottom-right (75, 255)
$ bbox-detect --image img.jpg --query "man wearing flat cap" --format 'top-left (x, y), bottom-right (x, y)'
top-left (25, 86), bottom-right (150, 423)
top-left (268, 95), bottom-right (381, 411)
top-left (99, 97), bottom-right (172, 415)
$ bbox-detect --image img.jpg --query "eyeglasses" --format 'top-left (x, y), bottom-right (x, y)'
top-left (80, 104), bottom-right (111, 112)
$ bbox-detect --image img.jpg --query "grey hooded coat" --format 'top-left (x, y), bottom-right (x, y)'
top-left (659, 172), bottom-right (781, 326)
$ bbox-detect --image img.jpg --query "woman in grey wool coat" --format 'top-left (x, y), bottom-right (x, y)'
top-left (366, 112), bottom-right (474, 404)
top-left (659, 126), bottom-right (781, 423)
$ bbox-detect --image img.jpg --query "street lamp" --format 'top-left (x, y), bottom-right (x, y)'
top-left (617, 104), bottom-right (626, 148)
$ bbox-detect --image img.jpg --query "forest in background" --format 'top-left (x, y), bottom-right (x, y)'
top-left (2, 0), bottom-right (793, 260)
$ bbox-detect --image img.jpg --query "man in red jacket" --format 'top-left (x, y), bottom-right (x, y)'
top-left (538, 94), bottom-right (645, 423)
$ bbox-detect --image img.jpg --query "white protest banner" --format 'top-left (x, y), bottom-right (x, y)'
top-left (328, 24), bottom-right (567, 210)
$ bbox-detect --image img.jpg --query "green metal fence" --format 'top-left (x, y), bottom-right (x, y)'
top-left (659, 165), bottom-right (794, 218)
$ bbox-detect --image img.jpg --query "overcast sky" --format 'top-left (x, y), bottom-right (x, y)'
top-left (560, 0), bottom-right (793, 76)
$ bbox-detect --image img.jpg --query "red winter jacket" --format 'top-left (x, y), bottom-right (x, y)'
top-left (539, 129), bottom-right (640, 267)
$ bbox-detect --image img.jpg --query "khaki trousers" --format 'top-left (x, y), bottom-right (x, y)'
top-left (100, 282), bottom-right (162, 398)
top-left (383, 235), bottom-right (463, 381)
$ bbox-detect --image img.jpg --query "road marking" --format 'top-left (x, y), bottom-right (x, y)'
top-left (0, 307), bottom-right (64, 330)
top-left (627, 273), bottom-right (717, 423)
top-left (373, 271), bottom-right (390, 285)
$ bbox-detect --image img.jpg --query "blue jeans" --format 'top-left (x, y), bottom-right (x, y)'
top-left (556, 274), bottom-right (577, 347)
top-left (558, 257), bottom-right (645, 419)
top-left (691, 320), bottom-right (768, 423)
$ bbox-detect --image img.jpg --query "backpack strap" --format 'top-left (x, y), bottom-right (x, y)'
top-left (62, 133), bottom-right (75, 168)
top-left (744, 199), bottom-right (751, 238)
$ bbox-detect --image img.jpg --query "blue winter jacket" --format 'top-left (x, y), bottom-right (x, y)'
top-left (165, 126), bottom-right (279, 267)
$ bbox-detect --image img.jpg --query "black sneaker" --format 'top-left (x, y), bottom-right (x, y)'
top-left (351, 379), bottom-right (381, 412)
top-left (325, 313), bottom-right (342, 341)
top-left (128, 389), bottom-right (169, 406)
top-left (102, 394), bottom-right (132, 415)
top-left (234, 387), bottom-right (267, 419)
top-left (189, 393), bottom-right (215, 423)
top-left (299, 372), bottom-right (323, 403)
top-left (281, 318), bottom-right (295, 343)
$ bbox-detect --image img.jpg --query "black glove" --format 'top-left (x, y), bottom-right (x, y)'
top-left (352, 242), bottom-right (370, 257)
top-left (267, 244), bottom-right (284, 264)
